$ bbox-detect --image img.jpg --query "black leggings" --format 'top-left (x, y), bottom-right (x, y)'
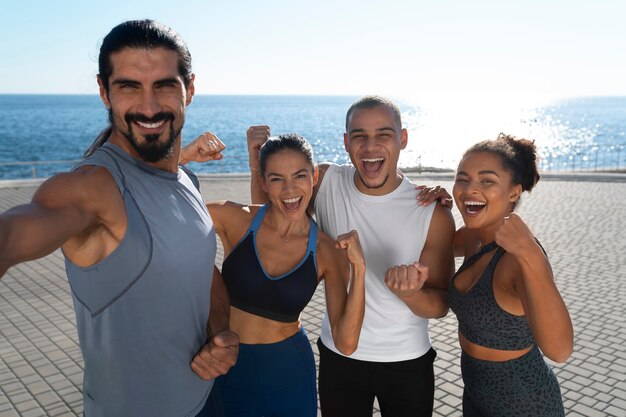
top-left (318, 338), bottom-right (436, 417)
top-left (461, 344), bottom-right (565, 416)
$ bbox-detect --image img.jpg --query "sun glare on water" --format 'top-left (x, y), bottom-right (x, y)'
top-left (397, 93), bottom-right (571, 171)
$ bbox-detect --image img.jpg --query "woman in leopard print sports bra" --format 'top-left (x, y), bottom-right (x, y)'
top-left (448, 134), bottom-right (573, 416)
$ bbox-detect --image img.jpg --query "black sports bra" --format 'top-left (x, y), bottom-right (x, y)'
top-left (221, 204), bottom-right (319, 323)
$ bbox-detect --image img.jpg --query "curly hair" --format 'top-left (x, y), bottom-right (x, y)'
top-left (464, 133), bottom-right (541, 193)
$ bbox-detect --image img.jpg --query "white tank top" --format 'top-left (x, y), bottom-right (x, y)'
top-left (316, 164), bottom-right (435, 362)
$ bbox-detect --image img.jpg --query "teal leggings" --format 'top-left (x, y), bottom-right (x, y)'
top-left (212, 327), bottom-right (317, 417)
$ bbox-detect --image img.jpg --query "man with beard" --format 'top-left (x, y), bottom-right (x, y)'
top-left (0, 20), bottom-right (237, 417)
top-left (247, 96), bottom-right (455, 416)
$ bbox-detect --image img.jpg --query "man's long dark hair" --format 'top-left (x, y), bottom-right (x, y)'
top-left (84, 20), bottom-right (193, 158)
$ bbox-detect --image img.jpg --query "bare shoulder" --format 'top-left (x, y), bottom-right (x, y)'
top-left (33, 165), bottom-right (120, 213)
top-left (315, 229), bottom-right (345, 268)
top-left (205, 200), bottom-right (261, 238)
top-left (429, 203), bottom-right (455, 233)
top-left (206, 200), bottom-right (259, 219)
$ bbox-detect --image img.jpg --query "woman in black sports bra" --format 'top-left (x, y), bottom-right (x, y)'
top-left (447, 134), bottom-right (573, 416)
top-left (201, 133), bottom-right (366, 417)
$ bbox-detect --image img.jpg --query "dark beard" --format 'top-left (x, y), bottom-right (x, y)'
top-left (121, 111), bottom-right (181, 163)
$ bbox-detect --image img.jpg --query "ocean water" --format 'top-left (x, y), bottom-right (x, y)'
top-left (0, 94), bottom-right (625, 179)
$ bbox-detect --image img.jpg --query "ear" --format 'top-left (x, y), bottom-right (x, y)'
top-left (343, 132), bottom-right (350, 153)
top-left (509, 184), bottom-right (522, 204)
top-left (260, 173), bottom-right (268, 194)
top-left (97, 76), bottom-right (111, 109)
top-left (400, 128), bottom-right (408, 150)
top-left (185, 74), bottom-right (195, 106)
top-left (313, 164), bottom-right (319, 187)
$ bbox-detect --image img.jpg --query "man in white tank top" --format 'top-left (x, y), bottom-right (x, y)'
top-left (248, 96), bottom-right (455, 416)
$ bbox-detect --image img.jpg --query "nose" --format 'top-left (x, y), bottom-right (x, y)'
top-left (137, 89), bottom-right (160, 118)
top-left (282, 179), bottom-right (297, 192)
top-left (364, 136), bottom-right (379, 151)
top-left (465, 179), bottom-right (480, 194)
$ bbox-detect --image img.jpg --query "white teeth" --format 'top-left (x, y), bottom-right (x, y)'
top-left (137, 120), bottom-right (165, 129)
top-left (362, 157), bottom-right (384, 162)
top-left (465, 201), bottom-right (486, 206)
top-left (283, 197), bottom-right (301, 204)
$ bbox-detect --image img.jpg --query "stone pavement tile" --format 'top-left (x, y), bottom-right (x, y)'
top-left (1, 176), bottom-right (626, 416)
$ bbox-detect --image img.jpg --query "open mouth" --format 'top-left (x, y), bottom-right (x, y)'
top-left (282, 196), bottom-right (302, 211)
top-left (361, 157), bottom-right (384, 177)
top-left (464, 200), bottom-right (486, 215)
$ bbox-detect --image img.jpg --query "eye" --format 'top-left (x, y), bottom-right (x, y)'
top-left (454, 177), bottom-right (468, 184)
top-left (118, 82), bottom-right (139, 90)
top-left (480, 178), bottom-right (495, 185)
top-left (156, 80), bottom-right (179, 90)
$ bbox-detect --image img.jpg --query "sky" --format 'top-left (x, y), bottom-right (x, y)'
top-left (1, 0), bottom-right (625, 97)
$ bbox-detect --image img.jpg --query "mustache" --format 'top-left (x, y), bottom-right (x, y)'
top-left (125, 112), bottom-right (175, 125)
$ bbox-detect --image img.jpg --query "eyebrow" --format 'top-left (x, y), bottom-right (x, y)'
top-left (456, 170), bottom-right (500, 177)
top-left (267, 169), bottom-right (309, 177)
top-left (111, 77), bottom-right (180, 87)
top-left (479, 170), bottom-right (500, 176)
top-left (111, 78), bottom-right (141, 87)
top-left (348, 127), bottom-right (396, 135)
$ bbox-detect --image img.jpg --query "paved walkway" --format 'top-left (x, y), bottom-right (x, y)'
top-left (1, 173), bottom-right (625, 416)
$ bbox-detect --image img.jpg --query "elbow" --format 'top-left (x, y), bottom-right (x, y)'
top-left (335, 338), bottom-right (359, 356)
top-left (432, 306), bottom-right (449, 319)
top-left (545, 345), bottom-right (573, 364)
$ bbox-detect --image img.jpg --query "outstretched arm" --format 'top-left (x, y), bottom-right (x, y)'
top-left (496, 213), bottom-right (573, 363)
top-left (321, 230), bottom-right (366, 356)
top-left (385, 203), bottom-right (455, 318)
top-left (1, 168), bottom-right (108, 277)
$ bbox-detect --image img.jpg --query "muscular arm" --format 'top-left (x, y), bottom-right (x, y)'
top-left (393, 203), bottom-right (455, 318)
top-left (192, 206), bottom-right (242, 381)
top-left (207, 266), bottom-right (230, 337)
top-left (495, 213), bottom-right (573, 363)
top-left (0, 168), bottom-right (110, 277)
top-left (320, 231), bottom-right (366, 356)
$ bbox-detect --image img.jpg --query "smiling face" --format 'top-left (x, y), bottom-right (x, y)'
top-left (344, 105), bottom-right (407, 196)
top-left (261, 149), bottom-right (319, 221)
top-left (453, 151), bottom-right (522, 238)
top-left (98, 47), bottom-right (194, 165)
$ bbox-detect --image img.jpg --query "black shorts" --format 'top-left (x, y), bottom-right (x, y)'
top-left (317, 338), bottom-right (436, 417)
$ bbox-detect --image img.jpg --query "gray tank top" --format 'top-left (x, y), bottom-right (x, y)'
top-left (65, 143), bottom-right (216, 417)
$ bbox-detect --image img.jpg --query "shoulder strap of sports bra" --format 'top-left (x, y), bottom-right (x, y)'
top-left (307, 218), bottom-right (317, 254)
top-left (249, 204), bottom-right (269, 233)
top-left (457, 241), bottom-right (500, 275)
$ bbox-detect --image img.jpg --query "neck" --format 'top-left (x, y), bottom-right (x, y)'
top-left (266, 205), bottom-right (309, 242)
top-left (354, 170), bottom-right (403, 196)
